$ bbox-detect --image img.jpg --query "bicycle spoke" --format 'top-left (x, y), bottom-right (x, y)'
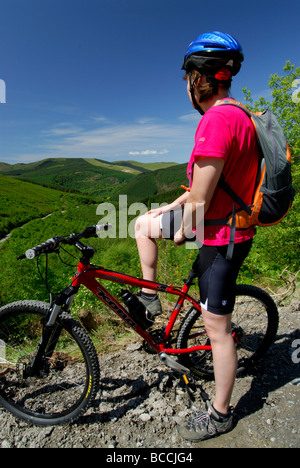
top-left (0, 304), bottom-right (95, 424)
top-left (233, 295), bottom-right (269, 360)
top-left (177, 285), bottom-right (278, 378)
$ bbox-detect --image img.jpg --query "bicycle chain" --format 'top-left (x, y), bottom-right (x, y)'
top-left (142, 328), bottom-right (174, 354)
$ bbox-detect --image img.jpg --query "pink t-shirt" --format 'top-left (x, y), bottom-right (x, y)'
top-left (187, 100), bottom-right (259, 246)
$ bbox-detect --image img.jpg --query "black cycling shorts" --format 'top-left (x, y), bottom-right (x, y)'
top-left (160, 210), bottom-right (252, 315)
top-left (160, 209), bottom-right (184, 240)
top-left (196, 240), bottom-right (253, 315)
top-left (160, 209), bottom-right (197, 243)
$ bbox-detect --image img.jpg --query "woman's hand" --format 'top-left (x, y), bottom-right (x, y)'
top-left (147, 190), bottom-right (190, 219)
top-left (147, 204), bottom-right (172, 218)
top-left (174, 228), bottom-right (186, 246)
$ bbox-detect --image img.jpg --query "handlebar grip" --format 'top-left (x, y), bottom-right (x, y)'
top-left (96, 223), bottom-right (112, 233)
top-left (25, 237), bottom-right (59, 260)
top-left (77, 225), bottom-right (97, 239)
top-left (17, 224), bottom-right (114, 261)
top-left (77, 224), bottom-right (112, 239)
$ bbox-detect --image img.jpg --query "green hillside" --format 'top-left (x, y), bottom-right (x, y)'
top-left (0, 158), bottom-right (298, 347)
top-left (111, 163), bottom-right (188, 203)
top-left (0, 174), bottom-right (95, 238)
top-left (113, 160), bottom-right (178, 172)
top-left (0, 158), bottom-right (178, 199)
top-left (0, 158), bottom-right (186, 238)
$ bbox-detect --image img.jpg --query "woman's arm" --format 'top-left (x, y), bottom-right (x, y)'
top-left (148, 189), bottom-right (190, 218)
top-left (174, 157), bottom-right (225, 244)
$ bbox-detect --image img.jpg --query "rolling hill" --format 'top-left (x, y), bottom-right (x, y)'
top-left (0, 158), bottom-right (181, 199)
top-left (0, 173), bottom-right (95, 238)
top-left (0, 157), bottom-right (298, 314)
top-left (0, 157), bottom-right (188, 200)
top-left (110, 162), bottom-right (188, 203)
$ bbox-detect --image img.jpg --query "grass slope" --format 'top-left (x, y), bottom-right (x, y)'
top-left (0, 174), bottom-right (95, 238)
top-left (0, 158), bottom-right (179, 199)
top-left (111, 163), bottom-right (188, 203)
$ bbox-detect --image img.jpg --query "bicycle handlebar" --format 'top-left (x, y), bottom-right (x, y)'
top-left (23, 237), bottom-right (61, 260)
top-left (17, 224), bottom-right (112, 260)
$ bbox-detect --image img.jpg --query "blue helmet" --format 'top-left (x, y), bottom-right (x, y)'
top-left (182, 31), bottom-right (244, 76)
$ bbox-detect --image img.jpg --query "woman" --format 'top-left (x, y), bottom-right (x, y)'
top-left (135, 31), bottom-right (259, 441)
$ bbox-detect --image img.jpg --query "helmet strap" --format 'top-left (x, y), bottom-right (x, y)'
top-left (189, 72), bottom-right (205, 115)
top-left (205, 74), bottom-right (219, 95)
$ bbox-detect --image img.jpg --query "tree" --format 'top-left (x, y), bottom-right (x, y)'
top-left (239, 62), bottom-right (300, 283)
top-left (242, 60), bottom-right (299, 218)
top-left (242, 61), bottom-right (300, 156)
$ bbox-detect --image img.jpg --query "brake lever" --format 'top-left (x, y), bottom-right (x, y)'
top-left (78, 224), bottom-right (113, 239)
top-left (77, 225), bottom-right (97, 239)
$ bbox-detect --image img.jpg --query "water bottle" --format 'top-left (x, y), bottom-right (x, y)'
top-left (121, 290), bottom-right (154, 330)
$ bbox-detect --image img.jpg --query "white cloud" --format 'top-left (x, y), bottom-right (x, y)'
top-left (36, 119), bottom-right (195, 162)
top-left (90, 115), bottom-right (113, 124)
top-left (42, 123), bottom-right (83, 136)
top-left (178, 112), bottom-right (200, 122)
top-left (128, 149), bottom-right (169, 156)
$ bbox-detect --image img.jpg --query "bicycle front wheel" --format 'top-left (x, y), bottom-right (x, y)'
top-left (176, 284), bottom-right (279, 379)
top-left (0, 300), bottom-right (100, 426)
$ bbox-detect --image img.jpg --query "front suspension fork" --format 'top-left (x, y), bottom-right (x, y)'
top-left (25, 286), bottom-right (78, 377)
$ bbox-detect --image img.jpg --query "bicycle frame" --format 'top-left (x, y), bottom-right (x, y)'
top-left (68, 259), bottom-right (209, 358)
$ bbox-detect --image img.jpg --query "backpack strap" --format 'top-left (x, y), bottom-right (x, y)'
top-left (218, 177), bottom-right (252, 216)
top-left (226, 202), bottom-right (236, 261)
top-left (204, 200), bottom-right (238, 261)
top-left (213, 101), bottom-right (255, 260)
top-left (217, 178), bottom-right (253, 261)
top-left (188, 100), bottom-right (257, 260)
top-left (217, 98), bottom-right (252, 117)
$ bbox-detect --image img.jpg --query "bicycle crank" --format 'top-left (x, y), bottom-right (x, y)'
top-left (159, 352), bottom-right (210, 405)
top-left (142, 328), bottom-right (173, 355)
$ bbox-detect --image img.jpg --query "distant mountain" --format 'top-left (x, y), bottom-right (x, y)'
top-left (0, 158), bottom-right (180, 199)
top-left (110, 163), bottom-right (188, 203)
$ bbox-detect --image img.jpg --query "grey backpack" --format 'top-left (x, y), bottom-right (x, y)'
top-left (207, 99), bottom-right (295, 259)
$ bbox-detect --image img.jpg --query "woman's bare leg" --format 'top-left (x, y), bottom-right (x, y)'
top-left (201, 308), bottom-right (237, 414)
top-left (135, 213), bottom-right (162, 294)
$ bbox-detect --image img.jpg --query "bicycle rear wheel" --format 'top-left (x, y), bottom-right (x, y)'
top-left (176, 284), bottom-right (279, 379)
top-left (0, 301), bottom-right (100, 426)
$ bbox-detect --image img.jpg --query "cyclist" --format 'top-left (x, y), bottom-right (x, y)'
top-left (135, 31), bottom-right (260, 442)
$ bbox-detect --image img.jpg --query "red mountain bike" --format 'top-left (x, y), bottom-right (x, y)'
top-left (0, 225), bottom-right (278, 426)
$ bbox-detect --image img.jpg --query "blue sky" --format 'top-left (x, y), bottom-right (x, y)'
top-left (0, 0), bottom-right (299, 165)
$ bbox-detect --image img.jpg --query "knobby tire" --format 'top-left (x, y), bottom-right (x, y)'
top-left (176, 284), bottom-right (279, 379)
top-left (0, 301), bottom-right (100, 426)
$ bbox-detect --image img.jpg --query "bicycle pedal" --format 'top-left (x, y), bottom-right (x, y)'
top-left (182, 374), bottom-right (196, 403)
top-left (183, 374), bottom-right (196, 392)
top-left (182, 373), bottom-right (210, 404)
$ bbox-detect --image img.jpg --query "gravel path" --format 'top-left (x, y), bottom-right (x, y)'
top-left (0, 297), bottom-right (299, 449)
